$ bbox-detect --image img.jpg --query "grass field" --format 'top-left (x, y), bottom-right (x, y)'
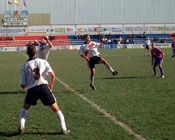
top-left (0, 48), bottom-right (175, 140)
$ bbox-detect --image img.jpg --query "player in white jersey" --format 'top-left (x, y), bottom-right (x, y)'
top-left (79, 34), bottom-right (118, 90)
top-left (34, 36), bottom-right (53, 60)
top-left (18, 45), bottom-right (70, 135)
top-left (143, 37), bottom-right (151, 56)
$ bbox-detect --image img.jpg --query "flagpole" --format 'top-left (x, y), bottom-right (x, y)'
top-left (23, 0), bottom-right (24, 10)
top-left (14, 0), bottom-right (16, 11)
top-left (7, 0), bottom-right (9, 10)
top-left (23, 0), bottom-right (26, 10)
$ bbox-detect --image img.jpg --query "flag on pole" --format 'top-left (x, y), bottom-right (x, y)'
top-left (23, 0), bottom-right (26, 7)
top-left (15, 0), bottom-right (19, 5)
top-left (8, 0), bottom-right (13, 5)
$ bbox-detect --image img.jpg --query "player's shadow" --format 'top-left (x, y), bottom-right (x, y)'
top-left (0, 131), bottom-right (62, 137)
top-left (0, 132), bottom-right (19, 137)
top-left (101, 76), bottom-right (147, 80)
top-left (0, 91), bottom-right (25, 95)
top-left (25, 131), bottom-right (61, 135)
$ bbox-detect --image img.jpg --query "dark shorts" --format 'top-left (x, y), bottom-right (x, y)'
top-left (173, 49), bottom-right (175, 55)
top-left (88, 56), bottom-right (101, 69)
top-left (154, 58), bottom-right (163, 66)
top-left (146, 45), bottom-right (149, 49)
top-left (24, 84), bottom-right (56, 106)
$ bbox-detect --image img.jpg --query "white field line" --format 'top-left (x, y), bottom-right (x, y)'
top-left (19, 51), bottom-right (146, 140)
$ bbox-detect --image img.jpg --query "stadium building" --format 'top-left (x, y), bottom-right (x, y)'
top-left (1, 0), bottom-right (175, 25)
top-left (0, 0), bottom-right (175, 50)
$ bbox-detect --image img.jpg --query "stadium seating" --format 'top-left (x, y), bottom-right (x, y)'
top-left (0, 35), bottom-right (70, 47)
top-left (0, 34), bottom-right (173, 47)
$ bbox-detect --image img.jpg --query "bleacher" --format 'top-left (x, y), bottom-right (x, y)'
top-left (0, 34), bottom-right (174, 48)
top-left (0, 35), bottom-right (70, 47)
top-left (68, 34), bottom-right (174, 46)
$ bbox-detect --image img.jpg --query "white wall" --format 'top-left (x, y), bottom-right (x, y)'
top-left (0, 0), bottom-right (175, 25)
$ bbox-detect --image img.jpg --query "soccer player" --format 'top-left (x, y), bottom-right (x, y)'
top-left (171, 38), bottom-right (175, 60)
top-left (34, 36), bottom-right (53, 60)
top-left (151, 43), bottom-right (165, 78)
top-left (79, 34), bottom-right (118, 90)
top-left (18, 45), bottom-right (70, 135)
top-left (144, 37), bottom-right (151, 56)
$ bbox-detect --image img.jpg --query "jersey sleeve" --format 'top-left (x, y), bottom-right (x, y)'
top-left (45, 61), bottom-right (53, 73)
top-left (95, 42), bottom-right (101, 48)
top-left (20, 65), bottom-right (27, 85)
top-left (79, 45), bottom-right (84, 55)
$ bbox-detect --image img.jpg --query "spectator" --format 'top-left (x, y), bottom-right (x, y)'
top-left (142, 31), bottom-right (146, 39)
top-left (9, 36), bottom-right (15, 41)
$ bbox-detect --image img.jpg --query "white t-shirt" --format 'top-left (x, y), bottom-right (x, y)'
top-left (144, 39), bottom-right (151, 46)
top-left (20, 58), bottom-right (53, 90)
top-left (38, 43), bottom-right (50, 60)
top-left (79, 41), bottom-right (100, 57)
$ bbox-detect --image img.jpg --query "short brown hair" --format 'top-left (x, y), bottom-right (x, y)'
top-left (27, 45), bottom-right (37, 58)
top-left (84, 34), bottom-right (90, 40)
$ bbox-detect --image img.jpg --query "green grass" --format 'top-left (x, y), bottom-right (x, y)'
top-left (0, 48), bottom-right (175, 140)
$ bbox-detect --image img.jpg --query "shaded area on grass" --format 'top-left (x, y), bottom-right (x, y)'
top-left (0, 91), bottom-right (25, 95)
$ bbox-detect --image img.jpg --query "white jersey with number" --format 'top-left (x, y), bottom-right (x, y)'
top-left (20, 58), bottom-right (53, 90)
top-left (38, 43), bottom-right (50, 60)
top-left (79, 41), bottom-right (100, 57)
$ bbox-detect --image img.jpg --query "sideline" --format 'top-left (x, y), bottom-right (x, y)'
top-left (19, 51), bottom-right (147, 140)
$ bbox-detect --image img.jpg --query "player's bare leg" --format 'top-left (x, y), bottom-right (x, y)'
top-left (144, 49), bottom-right (147, 56)
top-left (50, 103), bottom-right (70, 135)
top-left (147, 49), bottom-right (150, 56)
top-left (18, 103), bottom-right (31, 135)
top-left (90, 68), bottom-right (96, 90)
top-left (98, 58), bottom-right (118, 76)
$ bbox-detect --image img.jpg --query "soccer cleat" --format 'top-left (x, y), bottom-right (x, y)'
top-left (89, 84), bottom-right (96, 90)
top-left (18, 125), bottom-right (24, 135)
top-left (112, 71), bottom-right (118, 76)
top-left (161, 75), bottom-right (165, 78)
top-left (152, 74), bottom-right (158, 77)
top-left (61, 129), bottom-right (70, 135)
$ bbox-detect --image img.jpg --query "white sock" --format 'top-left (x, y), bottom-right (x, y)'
top-left (91, 76), bottom-right (95, 85)
top-left (56, 110), bottom-right (67, 131)
top-left (19, 108), bottom-right (28, 128)
top-left (105, 64), bottom-right (114, 73)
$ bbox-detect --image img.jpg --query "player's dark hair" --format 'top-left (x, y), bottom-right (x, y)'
top-left (27, 45), bottom-right (37, 58)
top-left (84, 34), bottom-right (90, 40)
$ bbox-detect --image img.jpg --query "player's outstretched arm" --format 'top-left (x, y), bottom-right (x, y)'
top-left (45, 36), bottom-right (53, 48)
top-left (34, 40), bottom-right (40, 46)
top-left (99, 38), bottom-right (104, 48)
top-left (80, 54), bottom-right (90, 62)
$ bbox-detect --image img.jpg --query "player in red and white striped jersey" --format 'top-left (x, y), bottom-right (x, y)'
top-left (79, 34), bottom-right (118, 90)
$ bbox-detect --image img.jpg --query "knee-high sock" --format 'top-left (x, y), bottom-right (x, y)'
top-left (56, 110), bottom-right (67, 131)
top-left (159, 67), bottom-right (164, 76)
top-left (105, 64), bottom-right (114, 73)
top-left (153, 67), bottom-right (157, 75)
top-left (19, 108), bottom-right (28, 128)
top-left (90, 75), bottom-right (95, 85)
